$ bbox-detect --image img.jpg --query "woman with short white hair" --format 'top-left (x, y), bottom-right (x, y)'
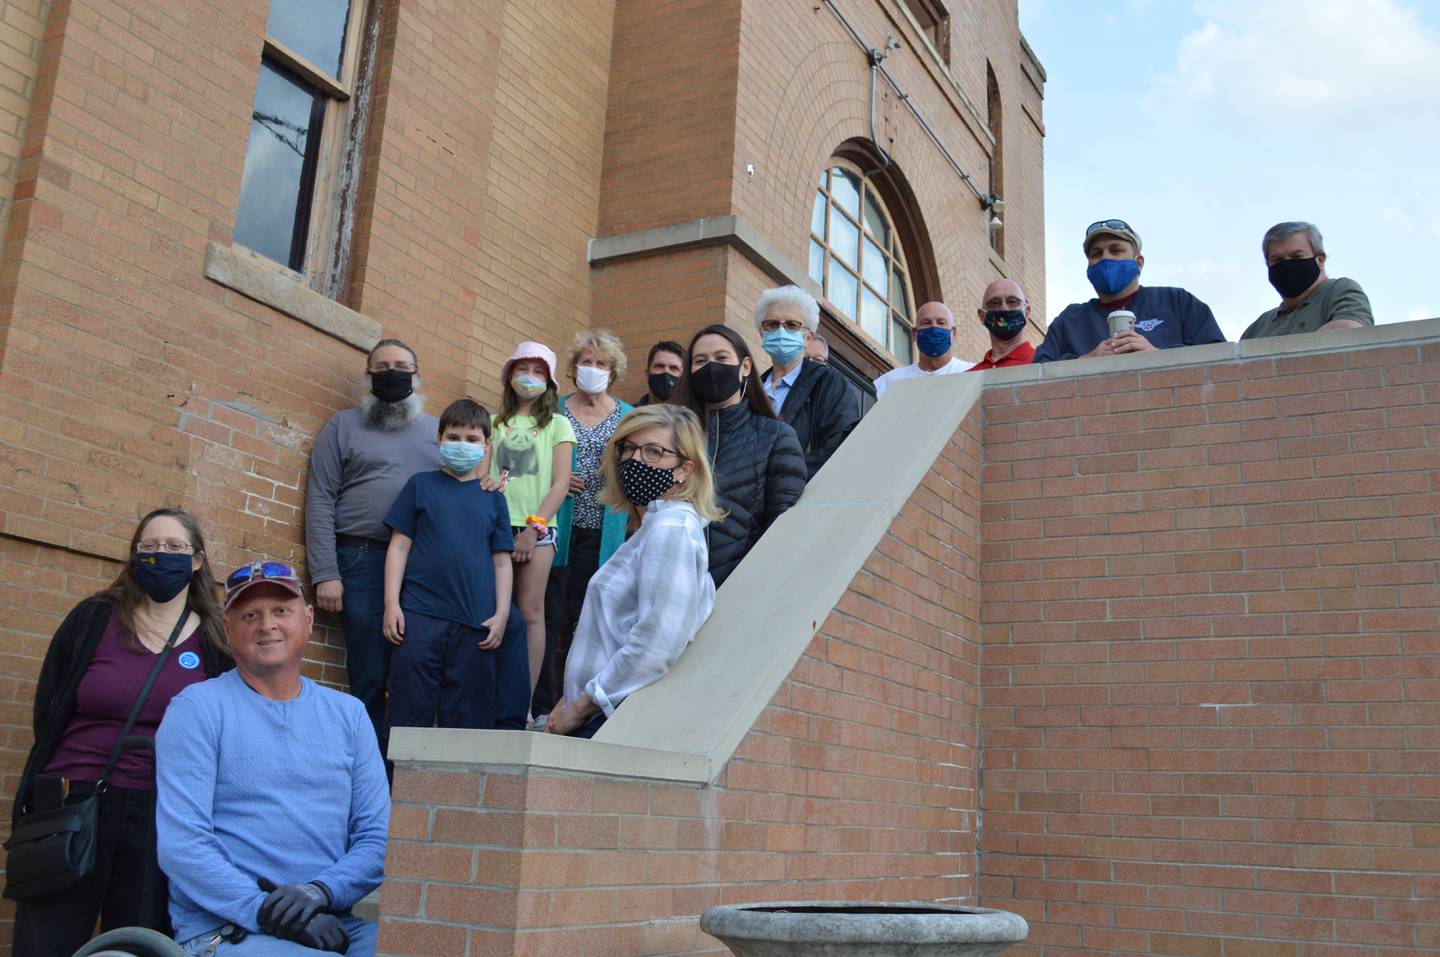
top-left (754, 284), bottom-right (860, 478)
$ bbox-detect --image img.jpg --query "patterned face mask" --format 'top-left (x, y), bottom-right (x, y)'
top-left (618, 457), bottom-right (676, 508)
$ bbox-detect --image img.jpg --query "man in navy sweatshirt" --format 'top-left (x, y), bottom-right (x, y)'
top-left (1034, 220), bottom-right (1225, 363)
top-left (157, 561), bottom-right (389, 955)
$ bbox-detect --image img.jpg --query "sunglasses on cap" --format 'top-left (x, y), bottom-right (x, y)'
top-left (225, 561), bottom-right (303, 597)
top-left (1085, 219), bottom-right (1132, 237)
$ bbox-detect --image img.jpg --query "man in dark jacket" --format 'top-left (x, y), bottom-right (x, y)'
top-left (755, 285), bottom-right (860, 477)
top-left (1035, 219), bottom-right (1225, 362)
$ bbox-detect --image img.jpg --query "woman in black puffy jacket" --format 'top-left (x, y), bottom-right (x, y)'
top-left (678, 324), bottom-right (807, 586)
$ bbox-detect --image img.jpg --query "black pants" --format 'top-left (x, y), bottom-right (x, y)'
top-left (12, 784), bottom-right (170, 957)
top-left (535, 527), bottom-right (603, 713)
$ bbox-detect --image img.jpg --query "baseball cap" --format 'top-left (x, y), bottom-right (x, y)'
top-left (1084, 219), bottom-right (1142, 255)
top-left (501, 341), bottom-right (558, 388)
top-left (224, 560), bottom-right (306, 611)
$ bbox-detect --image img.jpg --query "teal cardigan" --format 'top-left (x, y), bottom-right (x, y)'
top-left (554, 394), bottom-right (634, 567)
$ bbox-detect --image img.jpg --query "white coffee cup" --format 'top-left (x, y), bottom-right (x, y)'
top-left (1108, 310), bottom-right (1136, 337)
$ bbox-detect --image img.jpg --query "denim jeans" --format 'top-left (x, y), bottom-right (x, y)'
top-left (180, 918), bottom-right (375, 956)
top-left (335, 543), bottom-right (389, 746)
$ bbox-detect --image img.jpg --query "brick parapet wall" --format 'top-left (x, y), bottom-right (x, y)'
top-left (979, 341), bottom-right (1440, 955)
top-left (379, 409), bottom-right (985, 955)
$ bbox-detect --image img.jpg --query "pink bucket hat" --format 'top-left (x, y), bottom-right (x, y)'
top-left (501, 341), bottom-right (558, 388)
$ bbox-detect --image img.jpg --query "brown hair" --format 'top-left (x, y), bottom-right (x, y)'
top-left (497, 357), bottom-right (559, 431)
top-left (104, 507), bottom-right (226, 654)
top-left (676, 324), bottom-right (777, 425)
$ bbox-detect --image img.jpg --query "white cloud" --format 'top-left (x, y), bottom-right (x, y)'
top-left (1165, 0), bottom-right (1440, 133)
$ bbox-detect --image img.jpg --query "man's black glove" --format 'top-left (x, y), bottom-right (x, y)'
top-left (290, 913), bottom-right (351, 954)
top-left (257, 877), bottom-right (330, 937)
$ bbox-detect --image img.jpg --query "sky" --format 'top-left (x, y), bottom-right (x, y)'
top-left (1018, 0), bottom-right (1440, 339)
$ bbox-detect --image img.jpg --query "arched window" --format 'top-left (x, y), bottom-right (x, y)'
top-left (986, 62), bottom-right (1004, 256)
top-left (808, 163), bottom-right (914, 365)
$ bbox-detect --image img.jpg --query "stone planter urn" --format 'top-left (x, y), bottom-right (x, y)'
top-left (700, 901), bottom-right (1028, 957)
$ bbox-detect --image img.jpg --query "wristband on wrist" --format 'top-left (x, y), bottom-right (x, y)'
top-left (525, 514), bottom-right (547, 533)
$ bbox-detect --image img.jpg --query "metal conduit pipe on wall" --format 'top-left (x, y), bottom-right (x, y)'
top-left (822, 0), bottom-right (989, 203)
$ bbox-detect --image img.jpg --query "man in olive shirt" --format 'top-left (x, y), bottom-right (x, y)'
top-left (1240, 221), bottom-right (1373, 340)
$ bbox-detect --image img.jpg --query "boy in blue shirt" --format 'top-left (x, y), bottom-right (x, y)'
top-left (383, 398), bottom-right (518, 729)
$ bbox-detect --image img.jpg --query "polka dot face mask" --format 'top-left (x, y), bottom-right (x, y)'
top-left (618, 458), bottom-right (677, 508)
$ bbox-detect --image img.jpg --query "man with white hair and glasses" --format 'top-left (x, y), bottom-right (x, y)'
top-left (755, 285), bottom-right (860, 477)
top-left (1035, 219), bottom-right (1225, 363)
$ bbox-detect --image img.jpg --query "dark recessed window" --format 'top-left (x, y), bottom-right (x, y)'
top-left (234, 62), bottom-right (324, 270)
top-left (232, 0), bottom-right (367, 281)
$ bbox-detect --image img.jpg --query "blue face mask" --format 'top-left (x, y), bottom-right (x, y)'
top-left (1086, 258), bottom-right (1141, 297)
top-left (915, 325), bottom-right (953, 358)
top-left (761, 328), bottom-right (805, 365)
top-left (440, 441), bottom-right (486, 474)
top-left (130, 551), bottom-right (194, 603)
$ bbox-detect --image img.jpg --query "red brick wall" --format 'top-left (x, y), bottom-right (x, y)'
top-left (979, 344), bottom-right (1440, 955)
top-left (378, 407), bottom-right (985, 955)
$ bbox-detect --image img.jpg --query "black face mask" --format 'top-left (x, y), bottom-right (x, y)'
top-left (1268, 257), bottom-right (1321, 299)
top-left (131, 552), bottom-right (195, 603)
top-left (618, 458), bottom-right (676, 508)
top-left (983, 308), bottom-right (1027, 341)
top-left (370, 369), bottom-right (414, 403)
top-left (690, 361), bottom-right (744, 406)
top-left (647, 372), bottom-right (678, 402)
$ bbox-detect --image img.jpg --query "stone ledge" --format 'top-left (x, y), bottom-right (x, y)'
top-left (387, 727), bottom-right (709, 784)
top-left (979, 316), bottom-right (1440, 387)
top-left (203, 242), bottom-right (381, 352)
top-left (588, 214), bottom-right (824, 303)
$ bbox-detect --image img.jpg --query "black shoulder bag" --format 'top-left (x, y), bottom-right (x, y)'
top-left (3, 611), bottom-right (189, 902)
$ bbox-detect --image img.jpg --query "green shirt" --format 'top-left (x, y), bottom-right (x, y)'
top-left (1241, 277), bottom-right (1374, 340)
top-left (491, 413), bottom-right (576, 527)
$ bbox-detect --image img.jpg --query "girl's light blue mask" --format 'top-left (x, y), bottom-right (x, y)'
top-left (761, 328), bottom-right (806, 365)
top-left (440, 441), bottom-right (486, 474)
top-left (1086, 258), bottom-right (1140, 298)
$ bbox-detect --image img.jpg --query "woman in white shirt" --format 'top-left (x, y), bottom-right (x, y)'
top-left (546, 404), bottom-right (725, 738)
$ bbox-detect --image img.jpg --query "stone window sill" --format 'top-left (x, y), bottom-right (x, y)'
top-left (203, 242), bottom-right (380, 352)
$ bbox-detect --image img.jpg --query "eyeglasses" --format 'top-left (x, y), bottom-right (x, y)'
top-left (618, 441), bottom-right (683, 466)
top-left (983, 296), bottom-right (1026, 309)
top-left (137, 539), bottom-right (194, 554)
top-left (368, 361), bottom-right (417, 374)
top-left (225, 561), bottom-right (301, 593)
top-left (759, 319), bottom-right (807, 334)
top-left (1085, 219), bottom-right (1131, 236)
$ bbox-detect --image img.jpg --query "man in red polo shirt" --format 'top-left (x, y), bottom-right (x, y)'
top-left (970, 278), bottom-right (1037, 371)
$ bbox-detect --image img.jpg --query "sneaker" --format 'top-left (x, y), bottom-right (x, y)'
top-left (532, 713), bottom-right (549, 732)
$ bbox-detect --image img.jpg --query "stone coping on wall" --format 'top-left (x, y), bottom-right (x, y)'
top-left (388, 316), bottom-right (1440, 786)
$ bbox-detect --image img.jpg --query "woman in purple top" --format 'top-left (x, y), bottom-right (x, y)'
top-left (10, 508), bottom-right (230, 957)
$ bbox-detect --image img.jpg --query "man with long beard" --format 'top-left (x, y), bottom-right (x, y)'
top-left (305, 339), bottom-right (439, 746)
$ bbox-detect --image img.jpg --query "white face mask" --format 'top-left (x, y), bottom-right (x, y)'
top-left (575, 365), bottom-right (610, 395)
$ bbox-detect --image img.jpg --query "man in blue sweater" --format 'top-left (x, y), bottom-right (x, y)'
top-left (1035, 219), bottom-right (1225, 363)
top-left (157, 561), bottom-right (389, 955)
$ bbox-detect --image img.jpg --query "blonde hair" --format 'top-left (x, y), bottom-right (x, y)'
top-left (570, 328), bottom-right (628, 387)
top-left (598, 405), bottom-right (725, 531)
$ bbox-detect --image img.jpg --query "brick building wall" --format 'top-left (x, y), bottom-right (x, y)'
top-left (378, 327), bottom-right (1440, 957)
top-left (597, 0), bottom-right (1043, 399)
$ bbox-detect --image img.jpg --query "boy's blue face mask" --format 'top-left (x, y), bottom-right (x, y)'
top-left (915, 325), bottom-right (953, 358)
top-left (1086, 257), bottom-right (1141, 297)
top-left (440, 441), bottom-right (486, 474)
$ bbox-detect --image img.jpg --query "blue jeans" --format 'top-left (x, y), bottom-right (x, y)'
top-left (180, 918), bottom-right (375, 956)
top-left (335, 543), bottom-right (389, 745)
